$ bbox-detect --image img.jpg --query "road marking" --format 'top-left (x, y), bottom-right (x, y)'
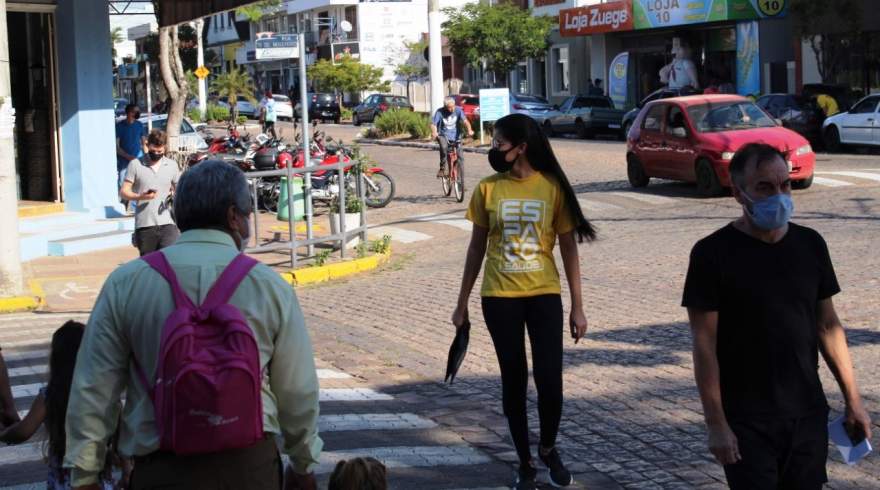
top-left (0, 350), bottom-right (48, 363)
top-left (1, 484), bottom-right (44, 490)
top-left (319, 388), bottom-right (394, 402)
top-left (606, 191), bottom-right (680, 206)
top-left (58, 282), bottom-right (99, 301)
top-left (314, 445), bottom-right (492, 474)
top-left (11, 383), bottom-right (42, 399)
top-left (369, 226), bottom-right (432, 244)
top-left (319, 413), bottom-right (437, 432)
top-left (0, 338), bottom-right (51, 349)
top-left (7, 365), bottom-right (48, 378)
top-left (408, 213), bottom-right (472, 232)
top-left (317, 369), bottom-right (351, 379)
top-left (577, 198), bottom-right (622, 213)
top-left (0, 442), bottom-right (44, 466)
top-left (812, 176), bottom-right (854, 187)
top-left (817, 171), bottom-right (880, 183)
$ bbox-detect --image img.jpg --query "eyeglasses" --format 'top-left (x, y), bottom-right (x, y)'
top-left (491, 140), bottom-right (512, 150)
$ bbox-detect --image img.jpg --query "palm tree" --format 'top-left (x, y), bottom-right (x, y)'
top-left (210, 67), bottom-right (257, 123)
top-left (110, 27), bottom-right (124, 64)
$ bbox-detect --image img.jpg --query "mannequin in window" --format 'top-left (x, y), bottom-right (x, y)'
top-left (660, 40), bottom-right (700, 91)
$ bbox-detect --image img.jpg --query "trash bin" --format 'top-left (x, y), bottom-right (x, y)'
top-left (277, 176), bottom-right (305, 221)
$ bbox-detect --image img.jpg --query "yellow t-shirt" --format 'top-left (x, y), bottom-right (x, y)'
top-left (466, 171), bottom-right (577, 298)
top-left (816, 94), bottom-right (839, 117)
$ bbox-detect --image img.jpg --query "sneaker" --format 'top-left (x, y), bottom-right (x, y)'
top-left (436, 165), bottom-right (447, 178)
top-left (539, 447), bottom-right (573, 487)
top-left (512, 461), bottom-right (537, 490)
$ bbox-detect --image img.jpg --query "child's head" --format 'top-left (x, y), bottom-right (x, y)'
top-left (46, 320), bottom-right (85, 461)
top-left (328, 457), bottom-right (387, 490)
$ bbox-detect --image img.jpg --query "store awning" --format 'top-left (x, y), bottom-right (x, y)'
top-left (154, 0), bottom-right (259, 27)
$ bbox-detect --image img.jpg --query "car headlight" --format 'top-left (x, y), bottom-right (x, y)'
top-left (796, 144), bottom-right (813, 156)
top-left (721, 151), bottom-right (736, 161)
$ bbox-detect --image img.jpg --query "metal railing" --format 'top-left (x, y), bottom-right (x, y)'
top-left (243, 158), bottom-right (368, 269)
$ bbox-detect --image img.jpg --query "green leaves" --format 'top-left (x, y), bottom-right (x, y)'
top-left (210, 68), bottom-right (257, 121)
top-left (442, 4), bottom-right (553, 82)
top-left (308, 55), bottom-right (391, 94)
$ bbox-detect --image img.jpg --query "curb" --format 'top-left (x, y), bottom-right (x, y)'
top-left (0, 280), bottom-right (45, 313)
top-left (355, 138), bottom-right (490, 155)
top-left (280, 250), bottom-right (391, 287)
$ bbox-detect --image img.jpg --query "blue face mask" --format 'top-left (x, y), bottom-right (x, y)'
top-left (740, 190), bottom-right (794, 230)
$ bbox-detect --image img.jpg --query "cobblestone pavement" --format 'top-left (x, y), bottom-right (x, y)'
top-left (4, 128), bottom-right (880, 488)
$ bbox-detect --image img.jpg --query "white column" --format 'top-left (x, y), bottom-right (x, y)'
top-left (0, 0), bottom-right (23, 297)
top-left (427, 0), bottom-right (443, 112)
top-left (195, 19), bottom-right (207, 119)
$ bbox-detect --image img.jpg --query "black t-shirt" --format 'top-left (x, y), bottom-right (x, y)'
top-left (682, 222), bottom-right (840, 420)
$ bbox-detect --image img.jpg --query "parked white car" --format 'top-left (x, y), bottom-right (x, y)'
top-left (219, 97), bottom-right (257, 118)
top-left (137, 114), bottom-right (208, 152)
top-left (272, 94), bottom-right (294, 121)
top-left (823, 94), bottom-right (880, 151)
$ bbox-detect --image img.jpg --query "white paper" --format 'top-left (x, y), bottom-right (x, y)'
top-left (828, 414), bottom-right (873, 465)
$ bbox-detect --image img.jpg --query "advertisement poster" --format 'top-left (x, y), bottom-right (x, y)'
top-left (608, 52), bottom-right (629, 110)
top-left (633, 0), bottom-right (786, 30)
top-left (478, 88), bottom-right (511, 122)
top-left (736, 21), bottom-right (760, 96)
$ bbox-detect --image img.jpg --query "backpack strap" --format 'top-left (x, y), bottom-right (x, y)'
top-left (200, 254), bottom-right (259, 311)
top-left (141, 252), bottom-right (196, 310)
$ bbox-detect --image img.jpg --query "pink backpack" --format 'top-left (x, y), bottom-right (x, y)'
top-left (134, 252), bottom-right (264, 455)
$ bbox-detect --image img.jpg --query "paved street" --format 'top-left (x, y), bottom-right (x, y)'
top-left (2, 126), bottom-right (879, 488)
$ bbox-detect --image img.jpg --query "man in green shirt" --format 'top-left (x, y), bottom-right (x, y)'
top-left (65, 160), bottom-right (322, 490)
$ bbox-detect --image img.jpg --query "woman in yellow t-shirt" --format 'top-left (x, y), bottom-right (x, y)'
top-left (452, 113), bottom-right (596, 489)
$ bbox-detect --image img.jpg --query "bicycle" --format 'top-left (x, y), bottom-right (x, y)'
top-left (440, 139), bottom-right (465, 202)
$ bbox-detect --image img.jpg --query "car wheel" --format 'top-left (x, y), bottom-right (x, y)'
top-left (353, 114), bottom-right (360, 126)
top-left (576, 120), bottom-right (591, 139)
top-left (626, 153), bottom-right (650, 188)
top-left (792, 174), bottom-right (814, 190)
top-left (824, 125), bottom-right (841, 152)
top-left (695, 159), bottom-right (724, 197)
top-left (621, 120), bottom-right (633, 141)
top-left (543, 120), bottom-right (555, 137)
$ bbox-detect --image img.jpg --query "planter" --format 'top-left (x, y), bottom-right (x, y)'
top-left (328, 212), bottom-right (362, 249)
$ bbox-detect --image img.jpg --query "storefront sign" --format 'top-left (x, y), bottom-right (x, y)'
top-left (632, 0), bottom-right (786, 30)
top-left (736, 21), bottom-right (760, 96)
top-left (479, 88), bottom-right (511, 122)
top-left (560, 2), bottom-right (634, 37)
top-left (255, 32), bottom-right (299, 60)
top-left (608, 52), bottom-right (630, 110)
top-left (534, 0), bottom-right (566, 6)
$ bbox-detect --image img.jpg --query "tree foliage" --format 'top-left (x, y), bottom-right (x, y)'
top-left (789, 0), bottom-right (863, 84)
top-left (211, 68), bottom-right (257, 123)
top-left (442, 4), bottom-right (553, 85)
top-left (394, 40), bottom-right (429, 82)
top-left (308, 55), bottom-right (391, 94)
top-left (110, 27), bottom-right (124, 65)
top-left (236, 0), bottom-right (283, 22)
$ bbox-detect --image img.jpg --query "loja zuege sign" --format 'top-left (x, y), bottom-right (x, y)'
top-left (560, 1), bottom-right (633, 37)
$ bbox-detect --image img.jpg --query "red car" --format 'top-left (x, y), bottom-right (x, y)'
top-left (451, 93), bottom-right (480, 123)
top-left (626, 94), bottom-right (816, 197)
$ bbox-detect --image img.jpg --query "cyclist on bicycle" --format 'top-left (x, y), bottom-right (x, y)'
top-left (432, 97), bottom-right (475, 178)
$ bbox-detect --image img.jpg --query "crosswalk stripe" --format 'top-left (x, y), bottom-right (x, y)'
top-left (0, 338), bottom-right (51, 349)
top-left (813, 176), bottom-right (853, 187)
top-left (0, 327), bottom-right (59, 341)
top-left (320, 388), bottom-right (394, 402)
top-left (319, 413), bottom-right (437, 432)
top-left (606, 191), bottom-right (680, 205)
top-left (7, 365), bottom-right (48, 378)
top-left (316, 369), bottom-right (351, 379)
top-left (0, 484), bottom-right (43, 490)
top-left (1, 350), bottom-right (48, 363)
top-left (0, 441), bottom-right (43, 465)
top-left (12, 383), bottom-right (42, 399)
top-left (817, 170), bottom-right (880, 183)
top-left (409, 213), bottom-right (472, 232)
top-left (577, 198), bottom-right (622, 213)
top-left (369, 225), bottom-right (432, 244)
top-left (314, 445), bottom-right (492, 474)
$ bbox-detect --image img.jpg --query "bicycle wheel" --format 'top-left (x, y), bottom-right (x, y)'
top-left (441, 163), bottom-right (452, 197)
top-left (363, 170), bottom-right (396, 208)
top-left (453, 159), bottom-right (465, 203)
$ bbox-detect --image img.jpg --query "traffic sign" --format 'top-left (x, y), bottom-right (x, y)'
top-left (255, 32), bottom-right (299, 60)
top-left (194, 66), bottom-right (210, 79)
top-left (478, 88), bottom-right (510, 122)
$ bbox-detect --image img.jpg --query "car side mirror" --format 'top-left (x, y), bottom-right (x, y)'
top-left (671, 127), bottom-right (687, 138)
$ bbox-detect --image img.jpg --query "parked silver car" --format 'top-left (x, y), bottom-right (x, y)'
top-left (137, 114), bottom-right (208, 152)
top-left (543, 95), bottom-right (626, 139)
top-left (510, 94), bottom-right (555, 124)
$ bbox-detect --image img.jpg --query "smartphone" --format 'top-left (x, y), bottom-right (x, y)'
top-left (147, 189), bottom-right (157, 194)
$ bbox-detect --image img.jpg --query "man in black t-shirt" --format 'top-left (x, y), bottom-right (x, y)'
top-left (682, 144), bottom-right (871, 489)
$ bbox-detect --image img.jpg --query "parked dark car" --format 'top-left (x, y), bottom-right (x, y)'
top-left (756, 93), bottom-right (825, 145)
top-left (621, 87), bottom-right (701, 139)
top-left (295, 93), bottom-right (341, 123)
top-left (544, 95), bottom-right (626, 139)
top-left (352, 94), bottom-right (414, 125)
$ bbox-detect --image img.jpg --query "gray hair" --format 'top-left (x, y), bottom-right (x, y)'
top-left (174, 160), bottom-right (253, 232)
top-left (729, 143), bottom-right (786, 190)
top-left (444, 96), bottom-right (455, 105)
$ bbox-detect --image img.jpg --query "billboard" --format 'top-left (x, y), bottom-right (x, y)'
top-left (736, 21), bottom-right (760, 96)
top-left (255, 32), bottom-right (299, 60)
top-left (632, 0), bottom-right (787, 30)
top-left (560, 2), bottom-right (633, 37)
top-left (479, 88), bottom-right (511, 123)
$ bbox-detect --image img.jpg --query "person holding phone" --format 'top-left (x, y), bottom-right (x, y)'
top-left (452, 114), bottom-right (596, 489)
top-left (120, 129), bottom-right (181, 256)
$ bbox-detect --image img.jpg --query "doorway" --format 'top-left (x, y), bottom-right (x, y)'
top-left (7, 9), bottom-right (61, 203)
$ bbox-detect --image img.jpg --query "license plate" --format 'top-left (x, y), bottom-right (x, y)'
top-left (608, 124), bottom-right (621, 129)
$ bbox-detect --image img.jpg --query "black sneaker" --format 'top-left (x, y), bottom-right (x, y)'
top-left (512, 461), bottom-right (537, 490)
top-left (539, 447), bottom-right (573, 487)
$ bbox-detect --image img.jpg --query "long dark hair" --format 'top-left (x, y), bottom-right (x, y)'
top-left (493, 113), bottom-right (597, 242)
top-left (328, 457), bottom-right (388, 490)
top-left (45, 321), bottom-right (85, 463)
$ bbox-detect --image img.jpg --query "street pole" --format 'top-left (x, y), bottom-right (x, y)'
top-left (298, 33), bottom-right (314, 258)
top-left (427, 0), bottom-right (443, 113)
top-left (0, 0), bottom-right (23, 298)
top-left (145, 56), bottom-right (153, 132)
top-left (195, 18), bottom-right (207, 120)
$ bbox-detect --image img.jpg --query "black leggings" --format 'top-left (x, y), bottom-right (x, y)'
top-left (482, 294), bottom-right (563, 464)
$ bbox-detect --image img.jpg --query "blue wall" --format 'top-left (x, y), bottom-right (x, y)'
top-left (55, 0), bottom-right (120, 216)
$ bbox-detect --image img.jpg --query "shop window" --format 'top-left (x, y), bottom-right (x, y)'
top-left (345, 6), bottom-right (358, 38)
top-left (551, 45), bottom-right (569, 95)
top-left (643, 104), bottom-right (665, 131)
top-left (517, 63), bottom-right (528, 94)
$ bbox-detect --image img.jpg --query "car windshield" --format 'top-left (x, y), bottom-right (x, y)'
top-left (315, 94), bottom-right (334, 102)
top-left (687, 101), bottom-right (776, 133)
top-left (391, 96), bottom-right (409, 105)
top-left (273, 95), bottom-right (289, 102)
top-left (463, 97), bottom-right (480, 105)
top-left (515, 95), bottom-right (549, 104)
